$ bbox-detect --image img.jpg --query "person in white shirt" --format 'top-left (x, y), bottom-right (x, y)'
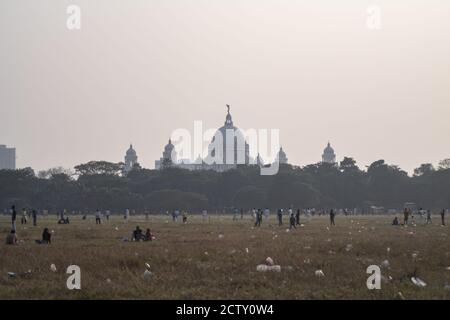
top-left (95, 209), bottom-right (102, 224)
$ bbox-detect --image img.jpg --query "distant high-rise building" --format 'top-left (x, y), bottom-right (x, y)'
top-left (322, 141), bottom-right (336, 164)
top-left (124, 144), bottom-right (138, 173)
top-left (0, 145), bottom-right (16, 170)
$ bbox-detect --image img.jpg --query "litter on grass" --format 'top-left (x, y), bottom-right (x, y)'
top-left (411, 277), bottom-right (426, 287)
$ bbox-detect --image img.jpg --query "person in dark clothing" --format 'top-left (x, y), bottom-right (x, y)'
top-left (240, 208), bottom-right (244, 220)
top-left (441, 209), bottom-right (446, 226)
top-left (277, 209), bottom-right (283, 226)
top-left (133, 226), bottom-right (143, 241)
top-left (295, 209), bottom-right (300, 225)
top-left (426, 210), bottom-right (432, 224)
top-left (11, 205), bottom-right (17, 231)
top-left (32, 209), bottom-right (37, 226)
top-left (42, 228), bottom-right (51, 244)
top-left (392, 216), bottom-right (399, 226)
top-left (403, 208), bottom-right (409, 225)
top-left (330, 209), bottom-right (336, 226)
top-left (254, 209), bottom-right (262, 227)
top-left (289, 213), bottom-right (296, 229)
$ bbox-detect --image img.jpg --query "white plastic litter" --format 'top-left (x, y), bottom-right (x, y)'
top-left (387, 247), bottom-right (391, 253)
top-left (256, 264), bottom-right (281, 272)
top-left (143, 270), bottom-right (153, 280)
top-left (50, 264), bottom-right (57, 272)
top-left (7, 272), bottom-right (17, 278)
top-left (412, 253), bottom-right (418, 259)
top-left (245, 248), bottom-right (249, 254)
top-left (218, 234), bottom-right (224, 239)
top-left (265, 257), bottom-right (274, 266)
top-left (315, 270), bottom-right (325, 277)
top-left (411, 277), bottom-right (426, 287)
top-left (145, 263), bottom-right (151, 270)
top-left (106, 278), bottom-right (112, 284)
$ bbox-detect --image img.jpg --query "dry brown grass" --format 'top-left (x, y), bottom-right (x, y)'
top-left (1, 214), bottom-right (450, 300)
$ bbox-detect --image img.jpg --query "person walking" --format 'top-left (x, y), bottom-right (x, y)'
top-left (295, 209), bottom-right (300, 225)
top-left (289, 212), bottom-right (296, 229)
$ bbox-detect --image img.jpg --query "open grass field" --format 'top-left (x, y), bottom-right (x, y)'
top-left (1, 214), bottom-right (450, 300)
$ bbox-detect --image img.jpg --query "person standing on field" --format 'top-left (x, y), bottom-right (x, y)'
top-left (95, 209), bottom-right (102, 224)
top-left (289, 212), bottom-right (296, 229)
top-left (32, 209), bottom-right (37, 226)
top-left (329, 209), bottom-right (336, 226)
top-left (277, 208), bottom-right (283, 226)
top-left (441, 209), bottom-right (446, 226)
top-left (426, 210), bottom-right (432, 224)
top-left (11, 205), bottom-right (17, 231)
top-left (403, 208), bottom-right (409, 225)
top-left (295, 209), bottom-right (300, 226)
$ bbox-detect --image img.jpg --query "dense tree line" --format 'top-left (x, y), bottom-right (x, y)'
top-left (1, 158), bottom-right (449, 213)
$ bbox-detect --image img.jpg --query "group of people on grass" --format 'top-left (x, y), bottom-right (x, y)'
top-left (392, 208), bottom-right (446, 226)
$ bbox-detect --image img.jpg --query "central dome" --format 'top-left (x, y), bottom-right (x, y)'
top-left (207, 105), bottom-right (249, 165)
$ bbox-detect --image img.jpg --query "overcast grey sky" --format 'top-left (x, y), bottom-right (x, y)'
top-left (1, 0), bottom-right (449, 174)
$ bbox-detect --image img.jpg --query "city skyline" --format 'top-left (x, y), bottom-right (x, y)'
top-left (1, 1), bottom-right (449, 174)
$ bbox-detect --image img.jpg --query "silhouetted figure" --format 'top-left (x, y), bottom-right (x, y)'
top-left (277, 209), bottom-right (283, 226)
top-left (133, 226), bottom-right (143, 241)
top-left (289, 213), bottom-right (296, 229)
top-left (441, 209), bottom-right (446, 226)
top-left (11, 205), bottom-right (17, 231)
top-left (39, 228), bottom-right (52, 244)
top-left (330, 209), bottom-right (336, 226)
top-left (296, 209), bottom-right (300, 225)
top-left (32, 209), bottom-right (37, 226)
top-left (392, 216), bottom-right (399, 226)
top-left (403, 208), bottom-right (409, 225)
top-left (240, 208), bottom-right (244, 220)
top-left (106, 210), bottom-right (110, 221)
top-left (182, 211), bottom-right (188, 224)
top-left (254, 209), bottom-right (262, 227)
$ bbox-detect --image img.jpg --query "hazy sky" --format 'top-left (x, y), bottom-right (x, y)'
top-left (1, 0), bottom-right (449, 174)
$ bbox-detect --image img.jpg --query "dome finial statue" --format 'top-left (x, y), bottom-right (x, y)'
top-left (226, 104), bottom-right (230, 114)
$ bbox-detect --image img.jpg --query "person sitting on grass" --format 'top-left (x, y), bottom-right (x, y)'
top-left (6, 230), bottom-right (18, 245)
top-left (132, 226), bottom-right (143, 241)
top-left (144, 228), bottom-right (154, 241)
top-left (392, 216), bottom-right (399, 226)
top-left (42, 228), bottom-right (51, 244)
top-left (35, 228), bottom-right (52, 244)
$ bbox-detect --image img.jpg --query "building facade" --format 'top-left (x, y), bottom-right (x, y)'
top-left (0, 145), bottom-right (16, 170)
